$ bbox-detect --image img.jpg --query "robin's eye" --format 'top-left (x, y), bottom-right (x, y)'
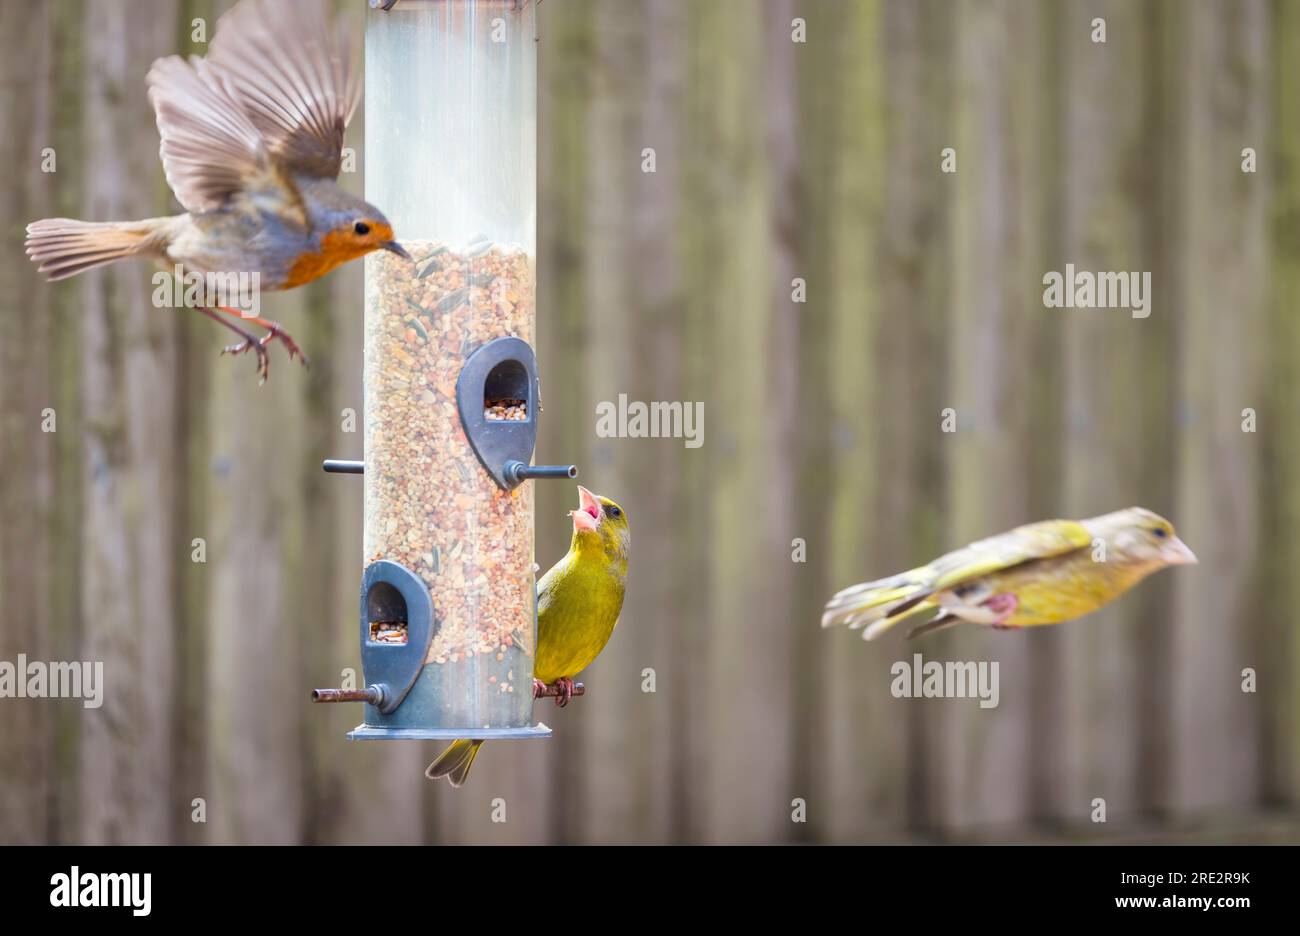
top-left (1152, 527), bottom-right (1168, 538)
top-left (354, 221), bottom-right (371, 236)
top-left (607, 506), bottom-right (621, 518)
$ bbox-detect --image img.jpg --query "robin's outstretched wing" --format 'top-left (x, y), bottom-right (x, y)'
top-left (146, 54), bottom-right (273, 215)
top-left (147, 0), bottom-right (355, 218)
top-left (208, 0), bottom-right (360, 180)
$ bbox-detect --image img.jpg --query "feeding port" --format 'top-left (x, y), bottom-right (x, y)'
top-left (485, 358), bottom-right (528, 421)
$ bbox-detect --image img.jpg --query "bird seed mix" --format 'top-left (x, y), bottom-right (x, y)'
top-left (365, 241), bottom-right (536, 679)
top-left (485, 398), bottom-right (527, 421)
top-left (369, 621), bottom-right (408, 645)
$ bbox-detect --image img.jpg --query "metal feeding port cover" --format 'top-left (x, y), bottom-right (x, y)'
top-left (359, 560), bottom-right (435, 715)
top-left (456, 336), bottom-right (540, 491)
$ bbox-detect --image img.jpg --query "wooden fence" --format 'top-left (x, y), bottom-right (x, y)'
top-left (0, 0), bottom-right (1296, 844)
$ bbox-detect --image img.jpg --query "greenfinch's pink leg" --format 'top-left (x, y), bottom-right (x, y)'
top-left (984, 593), bottom-right (1020, 629)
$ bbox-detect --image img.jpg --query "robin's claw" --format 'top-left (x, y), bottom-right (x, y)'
top-left (221, 336), bottom-right (271, 383)
top-left (205, 309), bottom-right (306, 382)
top-left (258, 321), bottom-right (309, 369)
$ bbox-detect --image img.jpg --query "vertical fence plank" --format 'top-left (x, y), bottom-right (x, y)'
top-left (877, 0), bottom-right (958, 837)
top-left (685, 0), bottom-right (791, 844)
top-left (929, 0), bottom-right (1043, 833)
top-left (46, 0), bottom-right (89, 845)
top-left (813, 0), bottom-right (899, 842)
top-left (533, 0), bottom-right (596, 844)
top-left (1168, 0), bottom-right (1267, 817)
top-left (761, 0), bottom-right (808, 844)
top-left (0, 0), bottom-right (59, 846)
top-left (76, 0), bottom-right (182, 845)
top-left (564, 0), bottom-right (689, 844)
top-left (1052, 0), bottom-right (1151, 825)
top-left (202, 294), bottom-right (307, 844)
top-left (557, 0), bottom-right (644, 843)
top-left (1263, 0), bottom-right (1300, 810)
top-left (169, 0), bottom-right (222, 847)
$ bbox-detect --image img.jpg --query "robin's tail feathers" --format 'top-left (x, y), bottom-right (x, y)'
top-left (25, 218), bottom-right (161, 281)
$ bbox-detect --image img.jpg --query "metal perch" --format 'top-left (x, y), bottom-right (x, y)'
top-left (311, 686), bottom-right (385, 705)
top-left (533, 680), bottom-right (585, 701)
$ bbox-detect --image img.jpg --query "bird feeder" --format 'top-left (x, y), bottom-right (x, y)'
top-left (316, 0), bottom-right (572, 741)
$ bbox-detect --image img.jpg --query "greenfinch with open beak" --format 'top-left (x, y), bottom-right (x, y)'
top-left (426, 486), bottom-right (630, 786)
top-left (823, 507), bottom-right (1196, 640)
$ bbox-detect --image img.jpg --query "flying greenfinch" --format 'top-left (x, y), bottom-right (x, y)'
top-left (822, 506), bottom-right (1196, 641)
top-left (426, 486), bottom-right (630, 786)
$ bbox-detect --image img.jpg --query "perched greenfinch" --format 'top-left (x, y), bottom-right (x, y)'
top-left (822, 507), bottom-right (1196, 641)
top-left (426, 486), bottom-right (630, 786)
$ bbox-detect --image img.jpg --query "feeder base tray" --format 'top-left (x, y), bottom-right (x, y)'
top-left (347, 723), bottom-right (552, 741)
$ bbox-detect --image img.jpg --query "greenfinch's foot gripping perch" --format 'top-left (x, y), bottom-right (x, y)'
top-left (548, 676), bottom-right (577, 708)
top-left (531, 677), bottom-right (584, 707)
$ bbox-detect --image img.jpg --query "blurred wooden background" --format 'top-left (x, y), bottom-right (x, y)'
top-left (2, 0), bottom-right (1298, 844)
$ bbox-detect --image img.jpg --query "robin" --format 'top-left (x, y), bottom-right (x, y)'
top-left (25, 0), bottom-right (410, 382)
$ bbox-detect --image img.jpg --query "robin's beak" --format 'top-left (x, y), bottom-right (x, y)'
top-left (381, 241), bottom-right (412, 261)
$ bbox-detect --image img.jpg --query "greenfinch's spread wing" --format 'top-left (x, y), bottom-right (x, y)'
top-left (928, 519), bottom-right (1093, 592)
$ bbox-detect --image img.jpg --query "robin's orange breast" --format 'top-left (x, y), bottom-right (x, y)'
top-left (280, 228), bottom-right (367, 290)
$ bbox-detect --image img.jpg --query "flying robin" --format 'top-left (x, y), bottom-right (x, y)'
top-left (24, 0), bottom-right (410, 382)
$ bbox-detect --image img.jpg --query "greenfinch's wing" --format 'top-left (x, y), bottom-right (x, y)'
top-left (928, 518), bottom-right (1093, 592)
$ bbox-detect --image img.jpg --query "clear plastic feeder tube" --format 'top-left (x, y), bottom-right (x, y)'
top-left (363, 0), bottom-right (538, 732)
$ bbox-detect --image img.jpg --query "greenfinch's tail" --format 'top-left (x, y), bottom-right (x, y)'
top-left (425, 739), bottom-right (484, 787)
top-left (822, 568), bottom-right (937, 640)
